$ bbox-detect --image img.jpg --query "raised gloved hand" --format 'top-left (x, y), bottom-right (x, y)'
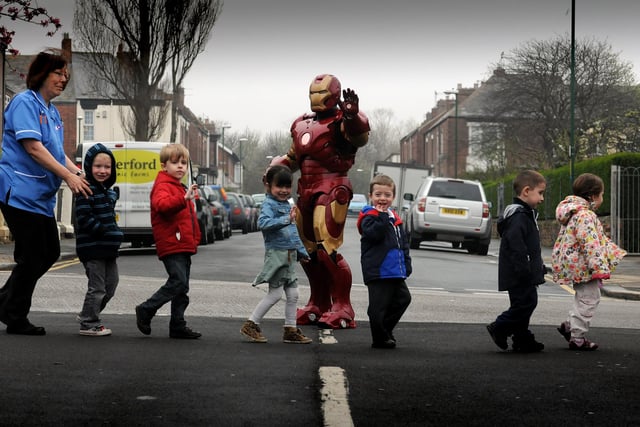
top-left (339, 88), bottom-right (359, 118)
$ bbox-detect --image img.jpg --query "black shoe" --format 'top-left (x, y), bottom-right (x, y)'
top-left (170, 327), bottom-right (202, 339)
top-left (557, 322), bottom-right (571, 342)
top-left (486, 322), bottom-right (508, 350)
top-left (6, 322), bottom-right (46, 336)
top-left (512, 335), bottom-right (544, 353)
top-left (371, 339), bottom-right (396, 349)
top-left (135, 305), bottom-right (151, 335)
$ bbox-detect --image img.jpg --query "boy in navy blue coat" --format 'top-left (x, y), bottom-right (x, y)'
top-left (487, 170), bottom-right (547, 352)
top-left (75, 143), bottom-right (123, 336)
top-left (357, 174), bottom-right (412, 349)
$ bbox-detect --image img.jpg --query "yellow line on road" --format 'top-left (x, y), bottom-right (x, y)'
top-left (546, 274), bottom-right (575, 295)
top-left (50, 258), bottom-right (80, 271)
top-left (559, 283), bottom-right (575, 295)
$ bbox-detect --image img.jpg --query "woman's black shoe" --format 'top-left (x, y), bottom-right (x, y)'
top-left (371, 339), bottom-right (396, 349)
top-left (6, 322), bottom-right (46, 335)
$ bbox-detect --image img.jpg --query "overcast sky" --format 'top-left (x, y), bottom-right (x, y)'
top-left (10, 0), bottom-right (640, 136)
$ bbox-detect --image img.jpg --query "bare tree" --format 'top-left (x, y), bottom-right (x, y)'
top-left (74, 0), bottom-right (167, 140)
top-left (74, 0), bottom-right (221, 142)
top-left (495, 34), bottom-right (638, 168)
top-left (166, 0), bottom-right (222, 142)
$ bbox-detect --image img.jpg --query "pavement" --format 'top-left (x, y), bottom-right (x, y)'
top-left (1, 237), bottom-right (638, 300)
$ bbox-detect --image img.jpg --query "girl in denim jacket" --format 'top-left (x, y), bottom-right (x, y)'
top-left (552, 173), bottom-right (626, 350)
top-left (240, 165), bottom-right (312, 344)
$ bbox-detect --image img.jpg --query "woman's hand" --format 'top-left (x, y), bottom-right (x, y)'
top-left (23, 140), bottom-right (93, 198)
top-left (64, 173), bottom-right (91, 198)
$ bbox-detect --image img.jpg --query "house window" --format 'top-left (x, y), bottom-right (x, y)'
top-left (83, 111), bottom-right (94, 141)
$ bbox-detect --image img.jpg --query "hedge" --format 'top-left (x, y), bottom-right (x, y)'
top-left (483, 153), bottom-right (640, 220)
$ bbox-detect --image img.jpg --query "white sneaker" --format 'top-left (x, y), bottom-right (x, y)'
top-left (79, 325), bottom-right (112, 337)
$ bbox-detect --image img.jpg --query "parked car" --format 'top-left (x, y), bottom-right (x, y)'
top-left (226, 192), bottom-right (250, 234)
top-left (238, 194), bottom-right (259, 232)
top-left (347, 193), bottom-right (368, 216)
top-left (209, 185), bottom-right (233, 232)
top-left (194, 187), bottom-right (216, 245)
top-left (251, 193), bottom-right (266, 209)
top-left (201, 185), bottom-right (232, 240)
top-left (403, 177), bottom-right (492, 255)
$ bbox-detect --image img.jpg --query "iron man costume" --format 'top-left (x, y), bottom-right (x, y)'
top-left (270, 74), bottom-right (369, 329)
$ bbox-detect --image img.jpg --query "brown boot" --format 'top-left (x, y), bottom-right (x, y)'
top-left (240, 320), bottom-right (267, 343)
top-left (283, 326), bottom-right (312, 344)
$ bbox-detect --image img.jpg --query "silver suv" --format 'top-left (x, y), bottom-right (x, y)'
top-left (403, 177), bottom-right (492, 255)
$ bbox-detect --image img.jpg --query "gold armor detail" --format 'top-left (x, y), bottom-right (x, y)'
top-left (296, 200), bottom-right (348, 255)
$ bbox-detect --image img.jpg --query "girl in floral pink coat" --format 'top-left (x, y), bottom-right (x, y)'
top-left (551, 173), bottom-right (626, 351)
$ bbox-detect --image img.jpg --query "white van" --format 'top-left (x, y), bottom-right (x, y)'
top-left (75, 141), bottom-right (196, 248)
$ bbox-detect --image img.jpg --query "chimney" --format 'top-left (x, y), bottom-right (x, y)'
top-left (61, 33), bottom-right (72, 63)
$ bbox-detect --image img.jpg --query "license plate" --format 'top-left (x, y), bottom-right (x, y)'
top-left (441, 207), bottom-right (466, 216)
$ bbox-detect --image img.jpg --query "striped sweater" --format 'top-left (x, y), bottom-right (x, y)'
top-left (74, 143), bottom-right (123, 263)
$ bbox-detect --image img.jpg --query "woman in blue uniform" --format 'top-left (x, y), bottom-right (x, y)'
top-left (0, 51), bottom-right (91, 335)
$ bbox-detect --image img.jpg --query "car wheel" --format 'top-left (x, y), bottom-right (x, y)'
top-left (208, 227), bottom-right (215, 244)
top-left (199, 221), bottom-right (208, 245)
top-left (409, 223), bottom-right (421, 250)
top-left (452, 242), bottom-right (461, 249)
top-left (215, 226), bottom-right (224, 240)
top-left (477, 243), bottom-right (489, 256)
top-left (466, 241), bottom-right (485, 254)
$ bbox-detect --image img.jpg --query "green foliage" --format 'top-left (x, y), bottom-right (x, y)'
top-left (483, 153), bottom-right (640, 220)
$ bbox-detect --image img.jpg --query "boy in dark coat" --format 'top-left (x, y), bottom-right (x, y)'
top-left (75, 143), bottom-right (123, 336)
top-left (357, 174), bottom-right (412, 349)
top-left (487, 170), bottom-right (547, 352)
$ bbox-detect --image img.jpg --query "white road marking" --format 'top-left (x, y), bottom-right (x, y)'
top-left (319, 366), bottom-right (354, 427)
top-left (319, 328), bottom-right (338, 344)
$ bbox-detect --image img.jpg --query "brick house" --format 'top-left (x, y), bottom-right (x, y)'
top-left (400, 68), bottom-right (543, 178)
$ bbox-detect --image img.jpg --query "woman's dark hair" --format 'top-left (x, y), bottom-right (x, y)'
top-left (265, 165), bottom-right (292, 187)
top-left (26, 51), bottom-right (69, 91)
top-left (573, 173), bottom-right (604, 201)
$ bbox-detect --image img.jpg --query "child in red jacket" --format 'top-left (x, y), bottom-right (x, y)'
top-left (135, 143), bottom-right (202, 339)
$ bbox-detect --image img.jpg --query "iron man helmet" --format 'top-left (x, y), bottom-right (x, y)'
top-left (309, 74), bottom-right (341, 112)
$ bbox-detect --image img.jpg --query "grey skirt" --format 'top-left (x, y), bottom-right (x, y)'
top-left (252, 249), bottom-right (298, 289)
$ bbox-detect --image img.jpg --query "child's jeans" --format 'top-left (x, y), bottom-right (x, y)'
top-left (567, 279), bottom-right (601, 338)
top-left (79, 258), bottom-right (118, 329)
top-left (139, 253), bottom-right (191, 332)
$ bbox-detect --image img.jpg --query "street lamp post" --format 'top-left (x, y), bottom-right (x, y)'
top-left (444, 90), bottom-right (458, 178)
top-left (218, 124), bottom-right (231, 185)
top-left (77, 115), bottom-right (83, 147)
top-left (238, 137), bottom-right (248, 193)
top-left (205, 129), bottom-right (211, 184)
top-left (569, 0), bottom-right (576, 184)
